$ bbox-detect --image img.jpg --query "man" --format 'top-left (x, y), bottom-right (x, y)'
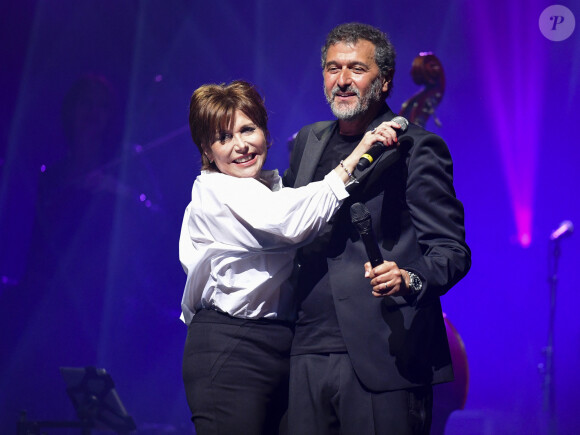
top-left (283, 23), bottom-right (471, 434)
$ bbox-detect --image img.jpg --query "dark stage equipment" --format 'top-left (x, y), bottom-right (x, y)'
top-left (541, 220), bottom-right (574, 435)
top-left (17, 366), bottom-right (136, 434)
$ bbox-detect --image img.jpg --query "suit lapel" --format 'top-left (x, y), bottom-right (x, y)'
top-left (353, 147), bottom-right (402, 186)
top-left (352, 108), bottom-right (402, 185)
top-left (294, 123), bottom-right (336, 188)
top-left (294, 106), bottom-right (403, 188)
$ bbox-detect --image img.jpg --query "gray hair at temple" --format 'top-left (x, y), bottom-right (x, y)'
top-left (321, 22), bottom-right (396, 97)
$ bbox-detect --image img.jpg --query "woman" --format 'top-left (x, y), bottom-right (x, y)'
top-left (180, 80), bottom-right (401, 434)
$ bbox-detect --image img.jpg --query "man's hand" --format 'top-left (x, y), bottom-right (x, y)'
top-left (364, 261), bottom-right (412, 297)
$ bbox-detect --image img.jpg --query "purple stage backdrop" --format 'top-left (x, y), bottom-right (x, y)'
top-left (1, 1), bottom-right (578, 434)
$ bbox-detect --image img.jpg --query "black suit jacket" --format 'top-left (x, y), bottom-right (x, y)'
top-left (283, 105), bottom-right (471, 392)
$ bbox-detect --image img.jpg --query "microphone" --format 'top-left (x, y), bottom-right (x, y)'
top-left (550, 220), bottom-right (574, 241)
top-left (357, 116), bottom-right (409, 171)
top-left (350, 202), bottom-right (383, 267)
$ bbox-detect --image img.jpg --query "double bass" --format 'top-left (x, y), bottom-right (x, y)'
top-left (399, 52), bottom-right (445, 128)
top-left (432, 314), bottom-right (469, 434)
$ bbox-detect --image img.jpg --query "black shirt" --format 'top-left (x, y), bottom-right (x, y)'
top-left (291, 128), bottom-right (363, 355)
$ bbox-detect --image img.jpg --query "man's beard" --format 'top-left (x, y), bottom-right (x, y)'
top-left (325, 76), bottom-right (383, 121)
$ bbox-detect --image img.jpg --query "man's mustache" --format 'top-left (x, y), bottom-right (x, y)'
top-left (331, 86), bottom-right (360, 99)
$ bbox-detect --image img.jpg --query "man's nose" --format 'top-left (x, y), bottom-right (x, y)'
top-left (337, 68), bottom-right (352, 87)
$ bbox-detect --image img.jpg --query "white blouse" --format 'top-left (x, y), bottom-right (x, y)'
top-left (179, 169), bottom-right (348, 323)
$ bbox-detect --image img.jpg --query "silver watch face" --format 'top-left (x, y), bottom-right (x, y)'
top-left (409, 273), bottom-right (422, 291)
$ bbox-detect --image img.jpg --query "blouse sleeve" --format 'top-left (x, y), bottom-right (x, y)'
top-left (185, 170), bottom-right (348, 251)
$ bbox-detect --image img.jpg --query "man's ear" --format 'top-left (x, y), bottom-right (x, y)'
top-left (381, 77), bottom-right (389, 93)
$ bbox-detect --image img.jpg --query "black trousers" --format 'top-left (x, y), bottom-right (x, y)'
top-left (288, 353), bottom-right (432, 435)
top-left (183, 309), bottom-right (293, 435)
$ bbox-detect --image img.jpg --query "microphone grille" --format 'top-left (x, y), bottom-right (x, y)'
top-left (550, 220), bottom-right (574, 240)
top-left (391, 116), bottom-right (409, 132)
top-left (350, 202), bottom-right (371, 225)
top-left (562, 220), bottom-right (574, 233)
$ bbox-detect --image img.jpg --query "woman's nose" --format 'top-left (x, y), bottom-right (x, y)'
top-left (233, 134), bottom-right (249, 152)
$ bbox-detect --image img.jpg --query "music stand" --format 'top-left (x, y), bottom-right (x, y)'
top-left (61, 366), bottom-right (136, 433)
top-left (17, 366), bottom-right (136, 434)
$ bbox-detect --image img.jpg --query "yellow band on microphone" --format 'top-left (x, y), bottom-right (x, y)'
top-left (361, 153), bottom-right (374, 163)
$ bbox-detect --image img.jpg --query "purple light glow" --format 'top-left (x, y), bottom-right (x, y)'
top-left (467, 1), bottom-right (546, 247)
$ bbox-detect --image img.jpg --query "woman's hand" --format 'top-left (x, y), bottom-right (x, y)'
top-left (352, 120), bottom-right (404, 159)
top-left (335, 120), bottom-right (404, 184)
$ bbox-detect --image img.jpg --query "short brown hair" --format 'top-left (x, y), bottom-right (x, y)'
top-left (188, 80), bottom-right (270, 171)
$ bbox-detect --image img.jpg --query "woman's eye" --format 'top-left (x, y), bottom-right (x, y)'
top-left (242, 127), bottom-right (256, 135)
top-left (217, 133), bottom-right (232, 143)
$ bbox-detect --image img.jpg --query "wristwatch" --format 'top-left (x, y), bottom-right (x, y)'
top-left (407, 271), bottom-right (422, 293)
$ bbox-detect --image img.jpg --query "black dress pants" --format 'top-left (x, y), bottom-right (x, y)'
top-left (183, 309), bottom-right (293, 435)
top-left (288, 353), bottom-right (432, 435)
